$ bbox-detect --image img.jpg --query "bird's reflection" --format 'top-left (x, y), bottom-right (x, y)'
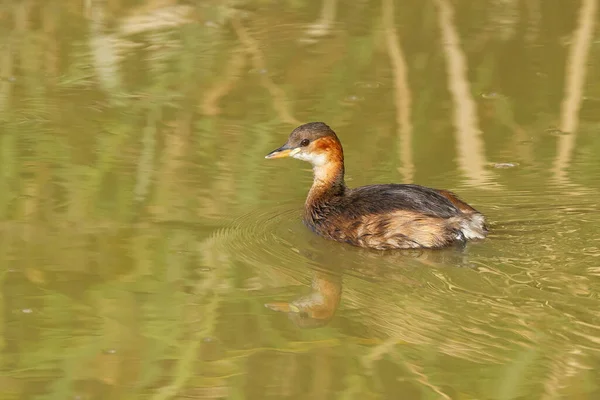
top-left (265, 268), bottom-right (342, 329)
top-left (265, 240), bottom-right (476, 329)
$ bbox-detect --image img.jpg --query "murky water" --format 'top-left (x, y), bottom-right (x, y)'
top-left (1, 1), bottom-right (600, 399)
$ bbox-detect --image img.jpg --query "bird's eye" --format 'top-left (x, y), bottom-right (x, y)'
top-left (300, 139), bottom-right (310, 147)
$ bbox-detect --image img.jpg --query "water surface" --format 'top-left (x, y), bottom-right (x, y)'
top-left (1, 1), bottom-right (600, 399)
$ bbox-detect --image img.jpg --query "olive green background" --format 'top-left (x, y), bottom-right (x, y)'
top-left (1, 1), bottom-right (599, 399)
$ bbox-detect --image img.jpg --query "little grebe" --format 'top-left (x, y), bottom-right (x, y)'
top-left (266, 122), bottom-right (488, 250)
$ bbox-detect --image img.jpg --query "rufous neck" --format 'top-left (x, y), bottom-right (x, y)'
top-left (307, 160), bottom-right (345, 203)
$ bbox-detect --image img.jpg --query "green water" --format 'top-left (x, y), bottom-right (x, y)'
top-left (1, 1), bottom-right (600, 399)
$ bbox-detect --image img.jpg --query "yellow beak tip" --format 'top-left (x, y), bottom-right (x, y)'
top-left (265, 148), bottom-right (292, 159)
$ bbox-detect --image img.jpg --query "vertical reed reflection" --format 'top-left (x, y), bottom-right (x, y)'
top-left (201, 48), bottom-right (246, 116)
top-left (554, 0), bottom-right (598, 184)
top-left (364, 341), bottom-right (453, 400)
top-left (42, 2), bottom-right (59, 81)
top-left (382, 0), bottom-right (414, 183)
top-left (89, 0), bottom-right (122, 94)
top-left (150, 234), bottom-right (225, 400)
top-left (134, 109), bottom-right (160, 203)
top-left (303, 0), bottom-right (338, 41)
top-left (14, 0), bottom-right (32, 32)
top-left (0, 37), bottom-right (12, 114)
top-left (434, 0), bottom-right (491, 186)
top-left (232, 15), bottom-right (299, 125)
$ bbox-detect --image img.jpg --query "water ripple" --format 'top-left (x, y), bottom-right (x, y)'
top-left (212, 202), bottom-right (311, 269)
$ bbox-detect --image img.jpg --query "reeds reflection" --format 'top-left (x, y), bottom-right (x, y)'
top-left (554, 0), bottom-right (598, 185)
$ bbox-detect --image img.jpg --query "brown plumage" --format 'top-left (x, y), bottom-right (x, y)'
top-left (266, 122), bottom-right (488, 250)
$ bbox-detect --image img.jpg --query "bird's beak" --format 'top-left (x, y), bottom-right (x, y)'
top-left (265, 144), bottom-right (301, 159)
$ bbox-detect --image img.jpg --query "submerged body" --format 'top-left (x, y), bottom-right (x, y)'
top-left (266, 122), bottom-right (487, 250)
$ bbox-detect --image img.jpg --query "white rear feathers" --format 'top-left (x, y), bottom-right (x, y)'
top-left (457, 213), bottom-right (487, 240)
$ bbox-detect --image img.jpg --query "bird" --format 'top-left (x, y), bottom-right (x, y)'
top-left (265, 122), bottom-right (487, 250)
